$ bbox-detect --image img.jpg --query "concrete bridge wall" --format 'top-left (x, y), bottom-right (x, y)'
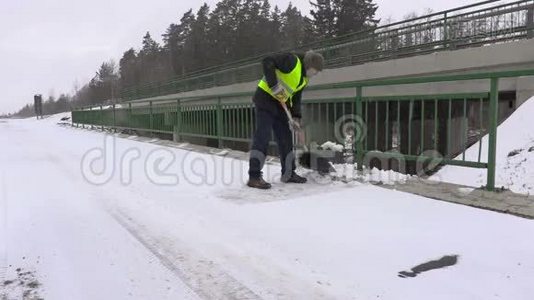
top-left (135, 38), bottom-right (534, 108)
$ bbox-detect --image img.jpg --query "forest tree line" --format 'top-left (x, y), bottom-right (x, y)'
top-left (13, 0), bottom-right (381, 117)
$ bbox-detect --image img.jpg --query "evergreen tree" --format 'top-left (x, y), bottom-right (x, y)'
top-left (281, 3), bottom-right (306, 49)
top-left (55, 94), bottom-right (70, 112)
top-left (42, 95), bottom-right (56, 115)
top-left (163, 10), bottom-right (196, 75)
top-left (207, 0), bottom-right (239, 63)
top-left (97, 60), bottom-right (118, 101)
top-left (258, 0), bottom-right (278, 54)
top-left (184, 4), bottom-right (210, 71)
top-left (302, 16), bottom-right (318, 45)
top-left (333, 0), bottom-right (379, 36)
top-left (119, 48), bottom-right (138, 89)
top-left (309, 0), bottom-right (336, 39)
top-left (138, 32), bottom-right (158, 83)
top-left (310, 0), bottom-right (379, 38)
top-left (137, 32), bottom-right (172, 83)
top-left (96, 61), bottom-right (117, 83)
top-left (235, 0), bottom-right (261, 58)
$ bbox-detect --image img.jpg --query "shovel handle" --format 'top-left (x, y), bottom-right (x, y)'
top-left (280, 102), bottom-right (300, 130)
top-left (280, 102), bottom-right (307, 150)
top-left (280, 102), bottom-right (293, 121)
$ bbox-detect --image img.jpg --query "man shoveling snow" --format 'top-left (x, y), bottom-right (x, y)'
top-left (247, 50), bottom-right (324, 189)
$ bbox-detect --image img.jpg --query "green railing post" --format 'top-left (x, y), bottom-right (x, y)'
top-left (175, 99), bottom-right (182, 142)
top-left (81, 107), bottom-right (86, 129)
top-left (149, 101), bottom-right (153, 132)
top-left (528, 5), bottom-right (534, 39)
top-left (71, 108), bottom-right (75, 127)
top-left (389, 30), bottom-right (399, 59)
top-left (443, 12), bottom-right (449, 48)
top-left (487, 77), bottom-right (499, 191)
top-left (91, 106), bottom-right (95, 130)
top-left (100, 105), bottom-right (104, 131)
top-left (128, 102), bottom-right (132, 129)
top-left (217, 97), bottom-right (223, 148)
top-left (112, 103), bottom-right (116, 133)
top-left (355, 86), bottom-right (364, 170)
top-left (79, 107), bottom-right (83, 129)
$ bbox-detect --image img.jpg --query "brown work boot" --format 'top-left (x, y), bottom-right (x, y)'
top-left (247, 177), bottom-right (272, 189)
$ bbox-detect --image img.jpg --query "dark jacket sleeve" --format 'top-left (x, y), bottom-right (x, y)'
top-left (262, 53), bottom-right (298, 89)
top-left (290, 90), bottom-right (303, 119)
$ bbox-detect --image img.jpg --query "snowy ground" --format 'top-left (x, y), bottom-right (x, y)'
top-left (1, 114), bottom-right (534, 299)
top-left (433, 96), bottom-right (534, 194)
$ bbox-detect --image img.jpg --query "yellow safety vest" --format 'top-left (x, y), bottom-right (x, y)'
top-left (258, 55), bottom-right (308, 107)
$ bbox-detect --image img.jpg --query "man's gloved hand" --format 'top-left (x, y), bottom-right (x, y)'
top-left (271, 83), bottom-right (289, 103)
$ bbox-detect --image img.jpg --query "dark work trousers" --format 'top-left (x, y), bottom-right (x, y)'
top-left (248, 104), bottom-right (295, 179)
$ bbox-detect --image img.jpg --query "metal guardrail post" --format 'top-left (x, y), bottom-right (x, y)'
top-left (81, 107), bottom-right (86, 129)
top-left (487, 77), bottom-right (499, 191)
top-left (528, 5), bottom-right (534, 39)
top-left (443, 12), bottom-right (449, 49)
top-left (128, 102), bottom-right (132, 129)
top-left (391, 31), bottom-right (399, 58)
top-left (100, 105), bottom-right (104, 131)
top-left (149, 101), bottom-right (153, 131)
top-left (112, 104), bottom-right (116, 133)
top-left (355, 86), bottom-right (364, 171)
top-left (91, 106), bottom-right (95, 130)
top-left (175, 99), bottom-right (182, 142)
top-left (71, 108), bottom-right (75, 127)
top-left (217, 97), bottom-right (223, 148)
top-left (78, 107), bottom-right (82, 128)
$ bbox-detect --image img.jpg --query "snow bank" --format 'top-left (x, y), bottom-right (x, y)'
top-left (433, 96), bottom-right (534, 194)
top-left (321, 164), bottom-right (411, 185)
top-left (320, 141), bottom-right (344, 152)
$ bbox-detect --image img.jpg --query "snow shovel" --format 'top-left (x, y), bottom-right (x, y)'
top-left (280, 102), bottom-right (334, 175)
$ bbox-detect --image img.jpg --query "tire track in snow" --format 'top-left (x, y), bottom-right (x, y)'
top-left (108, 209), bottom-right (261, 300)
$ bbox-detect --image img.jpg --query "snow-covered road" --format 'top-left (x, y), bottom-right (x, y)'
top-left (1, 115), bottom-right (534, 300)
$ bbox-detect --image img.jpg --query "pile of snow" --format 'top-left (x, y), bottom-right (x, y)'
top-left (320, 141), bottom-right (344, 152)
top-left (298, 162), bottom-right (411, 186)
top-left (331, 164), bottom-right (411, 185)
top-left (433, 96), bottom-right (534, 194)
top-left (359, 166), bottom-right (411, 184)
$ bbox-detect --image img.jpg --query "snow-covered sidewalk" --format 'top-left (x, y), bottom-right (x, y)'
top-left (1, 114), bottom-right (534, 299)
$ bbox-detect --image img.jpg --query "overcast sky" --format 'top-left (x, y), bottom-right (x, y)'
top-left (0, 0), bottom-right (483, 114)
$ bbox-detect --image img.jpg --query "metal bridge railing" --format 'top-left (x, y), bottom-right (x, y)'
top-left (73, 68), bottom-right (534, 191)
top-left (120, 0), bottom-right (534, 101)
